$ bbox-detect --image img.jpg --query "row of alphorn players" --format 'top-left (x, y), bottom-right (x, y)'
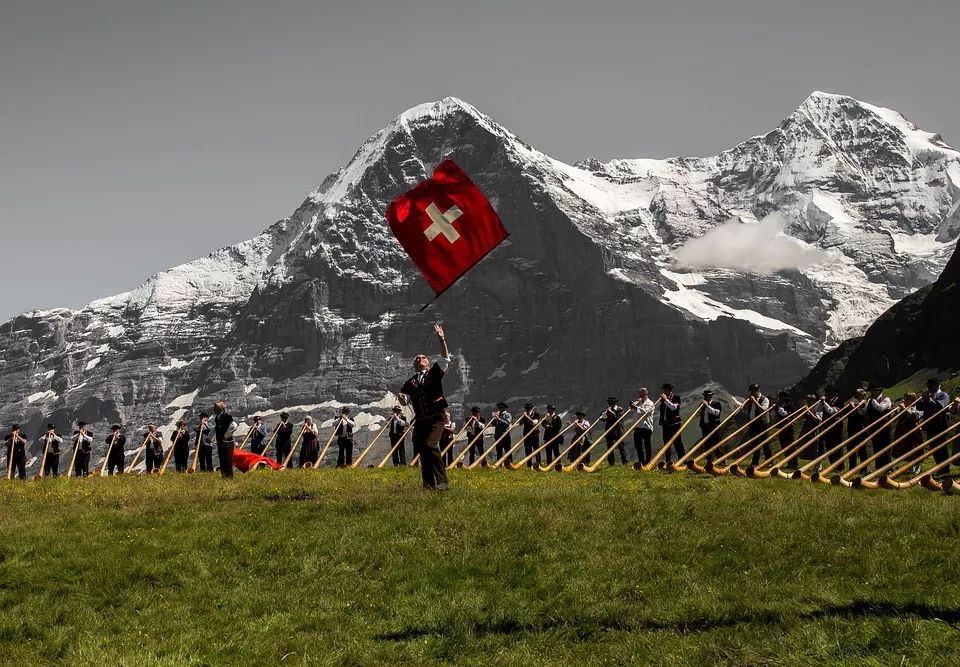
top-left (4, 379), bottom-right (960, 481)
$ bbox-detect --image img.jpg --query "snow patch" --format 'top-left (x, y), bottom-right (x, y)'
top-left (166, 389), bottom-right (199, 410)
top-left (159, 358), bottom-right (191, 371)
top-left (244, 383), bottom-right (258, 395)
top-left (84, 357), bottom-right (101, 371)
top-left (27, 390), bottom-right (57, 404)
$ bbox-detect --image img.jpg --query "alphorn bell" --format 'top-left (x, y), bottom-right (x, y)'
top-left (565, 404), bottom-right (647, 473)
top-left (33, 433), bottom-right (53, 481)
top-left (157, 428), bottom-right (183, 475)
top-left (669, 399), bottom-right (744, 472)
top-left (352, 416), bottom-right (395, 469)
top-left (491, 415), bottom-right (549, 469)
top-left (583, 401), bottom-right (665, 473)
top-left (306, 418), bottom-right (343, 470)
top-left (507, 420), bottom-right (578, 471)
top-left (686, 405), bottom-right (775, 474)
top-left (882, 433), bottom-right (960, 492)
top-left (125, 431), bottom-right (153, 474)
top-left (281, 422), bottom-right (310, 469)
top-left (446, 416), bottom-right (495, 469)
top-left (95, 433), bottom-right (120, 477)
top-left (860, 420), bottom-right (960, 489)
top-left (636, 400), bottom-right (698, 473)
top-left (751, 404), bottom-right (855, 479)
top-left (704, 403), bottom-right (797, 472)
top-left (467, 414), bottom-right (525, 470)
top-left (377, 418), bottom-right (416, 468)
top-left (537, 411), bottom-right (606, 472)
top-left (713, 406), bottom-right (811, 477)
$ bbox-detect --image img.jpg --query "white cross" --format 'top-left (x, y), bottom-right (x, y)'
top-left (423, 202), bottom-right (463, 243)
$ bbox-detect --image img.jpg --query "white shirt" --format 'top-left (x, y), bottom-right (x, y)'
top-left (634, 398), bottom-right (655, 431)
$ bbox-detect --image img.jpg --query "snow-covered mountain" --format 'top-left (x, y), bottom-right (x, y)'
top-left (2, 91), bottom-right (958, 468)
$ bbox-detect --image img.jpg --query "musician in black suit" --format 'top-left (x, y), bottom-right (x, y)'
top-left (171, 420), bottom-right (191, 472)
top-left (335, 407), bottom-right (356, 468)
top-left (213, 401), bottom-right (237, 478)
top-left (604, 397), bottom-right (627, 465)
top-left (388, 406), bottom-right (409, 466)
top-left (4, 425), bottom-right (28, 480)
top-left (275, 413), bottom-right (294, 469)
top-left (659, 384), bottom-right (684, 464)
top-left (698, 389), bottom-right (723, 463)
top-left (104, 425), bottom-right (126, 476)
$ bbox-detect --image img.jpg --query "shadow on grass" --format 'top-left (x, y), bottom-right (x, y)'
top-left (376, 600), bottom-right (960, 642)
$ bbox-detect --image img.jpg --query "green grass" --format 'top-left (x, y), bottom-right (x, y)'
top-left (884, 367), bottom-right (960, 401)
top-left (1, 468), bottom-right (959, 666)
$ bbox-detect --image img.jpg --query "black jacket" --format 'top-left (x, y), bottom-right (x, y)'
top-left (275, 422), bottom-right (293, 447)
top-left (401, 362), bottom-right (448, 419)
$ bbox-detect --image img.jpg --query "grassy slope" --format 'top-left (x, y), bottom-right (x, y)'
top-left (0, 468), bottom-right (958, 666)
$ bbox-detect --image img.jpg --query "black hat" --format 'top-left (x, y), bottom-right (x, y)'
top-left (470, 406), bottom-right (480, 414)
top-left (341, 406), bottom-right (351, 413)
top-left (9, 424), bottom-right (19, 431)
top-left (496, 401), bottom-right (508, 409)
top-left (869, 382), bottom-right (883, 391)
top-left (777, 390), bottom-right (790, 400)
top-left (46, 423), bottom-right (55, 429)
top-left (927, 377), bottom-right (940, 386)
top-left (524, 402), bottom-right (534, 410)
top-left (607, 396), bottom-right (618, 405)
top-left (280, 412), bottom-right (289, 420)
top-left (546, 404), bottom-right (556, 411)
top-left (575, 410), bottom-right (586, 417)
top-left (111, 424), bottom-right (121, 431)
top-left (662, 383), bottom-right (673, 391)
top-left (252, 415), bottom-right (262, 421)
top-left (703, 389), bottom-right (714, 396)
top-left (392, 406), bottom-right (403, 413)
top-left (77, 421), bottom-right (87, 427)
top-left (199, 412), bottom-right (209, 419)
top-left (825, 385), bottom-right (838, 395)
top-left (748, 383), bottom-right (760, 392)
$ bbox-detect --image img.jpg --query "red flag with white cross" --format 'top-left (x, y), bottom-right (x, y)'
top-left (386, 159), bottom-right (509, 298)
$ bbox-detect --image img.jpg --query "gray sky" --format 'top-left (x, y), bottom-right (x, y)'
top-left (2, 0), bottom-right (958, 322)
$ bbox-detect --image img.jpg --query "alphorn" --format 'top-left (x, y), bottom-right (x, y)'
top-left (467, 414), bottom-right (525, 470)
top-left (281, 422), bottom-right (310, 469)
top-left (188, 423), bottom-right (206, 473)
top-left (33, 433), bottom-right (53, 481)
top-left (858, 421), bottom-right (960, 489)
top-left (880, 433), bottom-right (960, 492)
top-left (831, 400), bottom-right (932, 487)
top-left (95, 433), bottom-right (120, 477)
top-left (584, 401), bottom-right (665, 473)
top-left (259, 421), bottom-right (283, 458)
top-left (686, 405), bottom-right (776, 474)
top-left (808, 399), bottom-right (919, 484)
top-left (491, 415), bottom-right (549, 469)
top-left (447, 417), bottom-right (495, 469)
top-left (506, 420), bottom-right (578, 471)
top-left (565, 405), bottom-right (647, 473)
top-left (750, 404), bottom-right (855, 478)
top-left (125, 432), bottom-right (153, 474)
top-left (351, 417), bottom-right (394, 469)
top-left (539, 411), bottom-right (606, 472)
top-left (157, 428), bottom-right (184, 475)
top-left (716, 407), bottom-right (811, 477)
top-left (376, 418), bottom-right (417, 468)
top-left (6, 433), bottom-right (26, 480)
top-left (235, 426), bottom-right (254, 452)
top-left (65, 432), bottom-right (84, 478)
top-left (705, 403), bottom-right (799, 472)
top-left (307, 418), bottom-right (343, 470)
top-left (669, 399), bottom-right (744, 472)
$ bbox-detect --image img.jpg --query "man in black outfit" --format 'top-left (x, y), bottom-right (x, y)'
top-left (275, 413), bottom-right (294, 468)
top-left (520, 403), bottom-right (541, 468)
top-left (493, 402), bottom-right (513, 463)
top-left (604, 397), bottom-right (627, 465)
top-left (388, 406), bottom-right (409, 466)
top-left (541, 405), bottom-right (563, 464)
top-left (660, 384), bottom-right (684, 464)
top-left (195, 413), bottom-right (213, 472)
top-left (398, 324), bottom-right (452, 491)
top-left (171, 420), bottom-right (190, 472)
top-left (466, 406), bottom-right (486, 465)
top-left (335, 407), bottom-right (356, 467)
top-left (698, 389), bottom-right (723, 463)
top-left (213, 401), bottom-right (237, 478)
top-left (4, 425), bottom-right (28, 480)
top-left (105, 425), bottom-right (126, 476)
top-left (73, 422), bottom-right (93, 476)
top-left (39, 423), bottom-right (63, 477)
top-left (248, 416), bottom-right (268, 455)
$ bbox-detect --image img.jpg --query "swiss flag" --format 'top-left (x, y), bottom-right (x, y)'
top-left (386, 160), bottom-right (508, 297)
top-left (232, 449), bottom-right (283, 472)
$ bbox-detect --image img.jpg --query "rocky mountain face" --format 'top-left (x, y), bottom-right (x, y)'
top-left (793, 239), bottom-right (960, 396)
top-left (1, 92), bottom-right (958, 470)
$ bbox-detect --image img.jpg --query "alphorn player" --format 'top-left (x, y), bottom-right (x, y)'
top-left (632, 388), bottom-right (655, 465)
top-left (604, 397), bottom-right (628, 465)
top-left (171, 420), bottom-right (190, 472)
top-left (335, 407), bottom-right (356, 468)
top-left (698, 389), bottom-right (723, 464)
top-left (388, 406), bottom-right (409, 466)
top-left (845, 388), bottom-right (867, 470)
top-left (465, 406), bottom-right (485, 465)
top-left (72, 421), bottom-right (93, 477)
top-left (248, 416), bottom-right (268, 455)
top-left (893, 393), bottom-right (923, 475)
top-left (860, 383), bottom-right (892, 469)
top-left (144, 424), bottom-right (164, 473)
top-left (195, 413), bottom-right (213, 472)
top-left (299, 416), bottom-right (319, 467)
top-left (4, 425), bottom-right (28, 480)
top-left (918, 377), bottom-right (951, 470)
top-left (796, 393), bottom-right (822, 469)
top-left (397, 323), bottom-right (452, 491)
top-left (439, 412), bottom-right (456, 466)
top-left (659, 384), bottom-right (684, 464)
top-left (520, 403), bottom-right (541, 468)
top-left (820, 386), bottom-right (844, 466)
top-left (744, 383), bottom-right (771, 466)
top-left (541, 405), bottom-right (563, 464)
top-left (105, 424), bottom-right (127, 475)
top-left (39, 423), bottom-right (63, 477)
top-left (275, 412), bottom-right (294, 468)
top-left (492, 402), bottom-right (513, 463)
top-left (213, 401), bottom-right (237, 478)
top-left (572, 411), bottom-right (592, 463)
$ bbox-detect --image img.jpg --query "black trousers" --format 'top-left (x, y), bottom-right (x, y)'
top-left (927, 425), bottom-right (951, 466)
top-left (251, 440), bottom-right (267, 456)
top-left (574, 437), bottom-right (592, 464)
top-left (198, 446), bottom-right (214, 472)
top-left (7, 453), bottom-right (26, 480)
top-left (74, 451), bottom-right (90, 476)
top-left (145, 450), bottom-right (162, 473)
top-left (699, 426), bottom-right (720, 463)
top-left (44, 453), bottom-right (60, 477)
top-left (662, 424), bottom-right (684, 463)
top-left (748, 421), bottom-right (771, 466)
top-left (543, 432), bottom-right (562, 464)
top-left (276, 443), bottom-right (291, 468)
top-left (413, 417), bottom-right (450, 489)
top-left (523, 433), bottom-right (541, 467)
top-left (174, 447), bottom-right (189, 472)
top-left (218, 441), bottom-right (234, 478)
top-left (336, 437), bottom-right (353, 467)
top-left (390, 434), bottom-right (407, 465)
top-left (605, 432), bottom-right (628, 465)
top-left (823, 429), bottom-right (844, 464)
top-left (441, 439), bottom-right (454, 466)
top-left (634, 429), bottom-right (652, 464)
top-left (467, 434), bottom-right (484, 465)
top-left (107, 452), bottom-right (125, 475)
top-left (871, 430), bottom-right (892, 469)
top-left (495, 434), bottom-right (512, 464)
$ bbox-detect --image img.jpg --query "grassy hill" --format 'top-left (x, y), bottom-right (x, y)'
top-left (1, 468), bottom-right (958, 665)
